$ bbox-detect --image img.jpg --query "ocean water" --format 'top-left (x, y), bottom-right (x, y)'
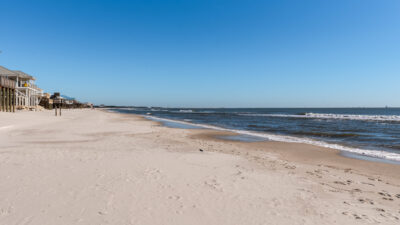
top-left (111, 107), bottom-right (400, 162)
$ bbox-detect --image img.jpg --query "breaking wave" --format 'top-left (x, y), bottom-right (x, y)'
top-left (239, 113), bottom-right (400, 122)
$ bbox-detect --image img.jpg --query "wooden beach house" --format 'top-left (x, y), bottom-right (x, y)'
top-left (12, 70), bottom-right (44, 109)
top-left (0, 66), bottom-right (17, 112)
top-left (0, 66), bottom-right (44, 111)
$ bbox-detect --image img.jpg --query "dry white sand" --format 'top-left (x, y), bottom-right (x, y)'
top-left (0, 109), bottom-right (399, 225)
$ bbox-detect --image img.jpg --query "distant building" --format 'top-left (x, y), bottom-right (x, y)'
top-left (39, 93), bottom-right (54, 109)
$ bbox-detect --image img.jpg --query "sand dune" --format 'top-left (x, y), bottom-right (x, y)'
top-left (0, 109), bottom-right (399, 225)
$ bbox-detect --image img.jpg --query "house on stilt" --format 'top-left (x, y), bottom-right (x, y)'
top-left (12, 70), bottom-right (44, 109)
top-left (0, 65), bottom-right (44, 111)
top-left (0, 66), bottom-right (17, 112)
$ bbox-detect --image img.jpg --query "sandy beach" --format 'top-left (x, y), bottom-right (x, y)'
top-left (0, 109), bottom-right (399, 225)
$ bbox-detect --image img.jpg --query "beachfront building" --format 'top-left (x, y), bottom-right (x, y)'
top-left (39, 93), bottom-right (53, 109)
top-left (0, 66), bottom-right (17, 112)
top-left (0, 66), bottom-right (44, 110)
top-left (12, 70), bottom-right (44, 109)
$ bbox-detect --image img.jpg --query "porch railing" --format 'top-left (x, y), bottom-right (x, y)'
top-left (17, 82), bottom-right (41, 91)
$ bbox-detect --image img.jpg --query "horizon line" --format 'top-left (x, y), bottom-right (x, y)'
top-left (98, 105), bottom-right (400, 109)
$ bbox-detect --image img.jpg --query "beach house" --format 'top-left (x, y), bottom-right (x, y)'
top-left (0, 65), bottom-right (43, 111)
top-left (12, 70), bottom-right (44, 109)
top-left (0, 66), bottom-right (17, 112)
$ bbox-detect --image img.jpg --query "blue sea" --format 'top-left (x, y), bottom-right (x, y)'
top-left (111, 107), bottom-right (400, 163)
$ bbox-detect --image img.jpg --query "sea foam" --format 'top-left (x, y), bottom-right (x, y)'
top-left (239, 113), bottom-right (400, 122)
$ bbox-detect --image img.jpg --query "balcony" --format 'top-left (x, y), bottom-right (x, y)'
top-left (17, 82), bottom-right (42, 91)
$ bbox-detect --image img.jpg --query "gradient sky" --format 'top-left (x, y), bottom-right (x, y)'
top-left (1, 0), bottom-right (399, 107)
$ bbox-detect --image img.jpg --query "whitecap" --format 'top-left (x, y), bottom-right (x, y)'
top-left (238, 113), bottom-right (400, 122)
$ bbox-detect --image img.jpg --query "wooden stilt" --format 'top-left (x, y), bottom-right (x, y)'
top-left (9, 88), bottom-right (11, 112)
top-left (2, 87), bottom-right (4, 112)
top-left (12, 89), bottom-right (15, 112)
top-left (3, 87), bottom-right (6, 112)
top-left (8, 88), bottom-right (11, 112)
top-left (4, 87), bottom-right (6, 112)
top-left (0, 87), bottom-right (2, 112)
top-left (3, 87), bottom-right (5, 112)
top-left (6, 88), bottom-right (9, 112)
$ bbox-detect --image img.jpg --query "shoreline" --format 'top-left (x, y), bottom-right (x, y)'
top-left (123, 111), bottom-right (400, 165)
top-left (1, 109), bottom-right (400, 224)
top-left (110, 109), bottom-right (400, 185)
top-left (128, 112), bottom-right (400, 179)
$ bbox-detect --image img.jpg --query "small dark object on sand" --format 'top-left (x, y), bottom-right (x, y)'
top-left (199, 149), bottom-right (204, 152)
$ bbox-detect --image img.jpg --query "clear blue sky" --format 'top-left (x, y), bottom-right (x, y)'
top-left (1, 0), bottom-right (399, 107)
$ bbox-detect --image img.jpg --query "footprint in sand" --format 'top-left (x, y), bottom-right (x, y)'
top-left (361, 182), bottom-right (375, 186)
top-left (342, 211), bottom-right (369, 222)
top-left (144, 168), bottom-right (163, 181)
top-left (333, 181), bottom-right (347, 185)
top-left (284, 165), bottom-right (296, 169)
top-left (349, 213), bottom-right (370, 221)
top-left (168, 195), bottom-right (181, 200)
top-left (167, 195), bottom-right (185, 214)
top-left (378, 191), bottom-right (394, 201)
top-left (0, 206), bottom-right (13, 216)
top-left (358, 198), bottom-right (374, 205)
top-left (306, 171), bottom-right (322, 178)
top-left (377, 210), bottom-right (400, 221)
top-left (204, 179), bottom-right (223, 192)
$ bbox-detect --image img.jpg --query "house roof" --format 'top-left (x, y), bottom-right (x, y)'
top-left (13, 70), bottom-right (35, 80)
top-left (0, 66), bottom-right (36, 80)
top-left (0, 65), bottom-right (17, 76)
